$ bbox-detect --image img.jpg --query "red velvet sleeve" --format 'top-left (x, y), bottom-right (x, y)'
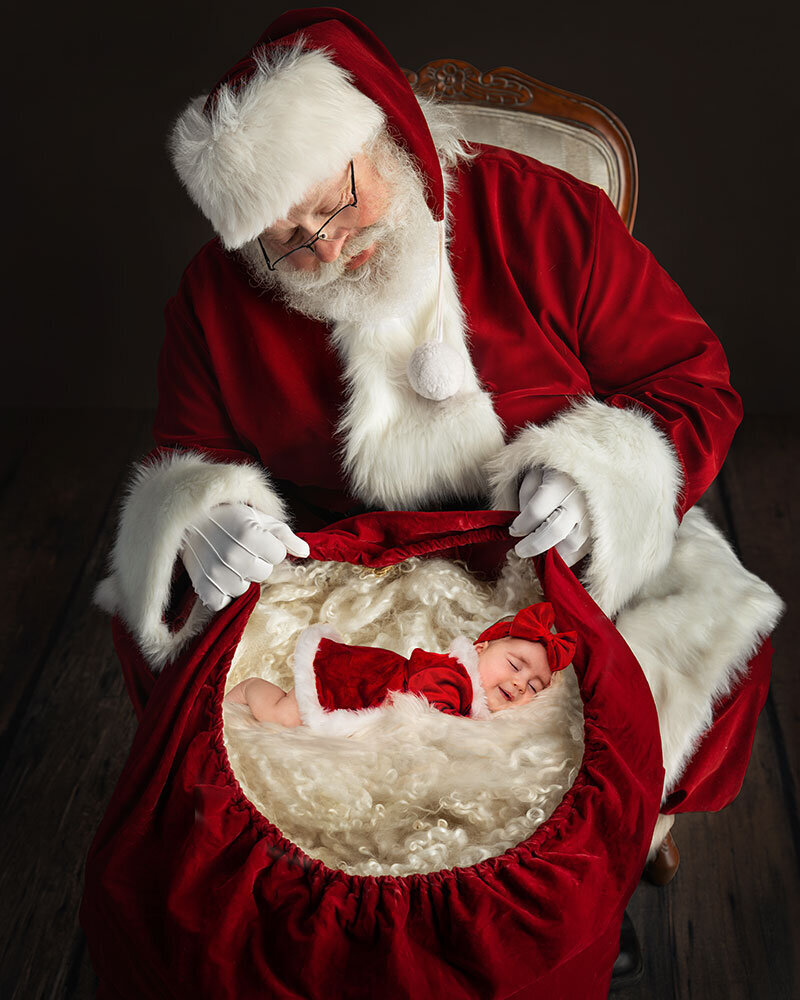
top-left (406, 650), bottom-right (474, 717)
top-left (578, 191), bottom-right (743, 515)
top-left (147, 275), bottom-right (269, 633)
top-left (154, 275), bottom-right (259, 466)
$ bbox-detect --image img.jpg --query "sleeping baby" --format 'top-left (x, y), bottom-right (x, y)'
top-left (225, 602), bottom-right (577, 732)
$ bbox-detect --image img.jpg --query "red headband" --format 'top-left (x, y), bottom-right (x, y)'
top-left (476, 602), bottom-right (577, 672)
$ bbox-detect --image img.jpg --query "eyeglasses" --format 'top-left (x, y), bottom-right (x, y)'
top-left (257, 160), bottom-right (358, 271)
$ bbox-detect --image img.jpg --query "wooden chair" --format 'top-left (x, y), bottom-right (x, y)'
top-left (404, 59), bottom-right (638, 232)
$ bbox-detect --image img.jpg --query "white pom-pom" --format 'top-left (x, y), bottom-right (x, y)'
top-left (406, 341), bottom-right (465, 401)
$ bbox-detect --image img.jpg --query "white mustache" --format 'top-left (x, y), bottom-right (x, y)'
top-left (237, 136), bottom-right (440, 327)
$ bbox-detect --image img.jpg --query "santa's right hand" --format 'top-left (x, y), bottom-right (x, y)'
top-left (179, 502), bottom-right (310, 612)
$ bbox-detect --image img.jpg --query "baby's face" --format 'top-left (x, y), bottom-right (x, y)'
top-left (475, 637), bottom-right (552, 713)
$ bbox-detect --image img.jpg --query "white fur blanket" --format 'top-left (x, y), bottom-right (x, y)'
top-left (223, 554), bottom-right (585, 876)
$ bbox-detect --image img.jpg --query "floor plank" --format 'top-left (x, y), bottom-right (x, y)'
top-left (61, 929), bottom-right (98, 1000)
top-left (0, 408), bottom-right (153, 764)
top-left (622, 483), bottom-right (729, 1000)
top-left (0, 411), bottom-right (152, 999)
top-left (662, 719), bottom-right (796, 998)
top-left (721, 416), bottom-right (799, 828)
top-left (625, 468), bottom-right (797, 1000)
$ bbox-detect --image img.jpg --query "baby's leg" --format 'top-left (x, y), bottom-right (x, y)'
top-left (225, 678), bottom-right (302, 727)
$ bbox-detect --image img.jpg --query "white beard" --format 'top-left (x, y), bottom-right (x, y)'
top-left (237, 136), bottom-right (506, 511)
top-left (238, 141), bottom-right (440, 326)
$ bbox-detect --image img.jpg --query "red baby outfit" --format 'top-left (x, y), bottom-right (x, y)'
top-left (308, 637), bottom-right (481, 717)
top-left (291, 628), bottom-right (488, 734)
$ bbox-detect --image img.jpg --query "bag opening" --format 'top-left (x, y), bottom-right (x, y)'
top-left (222, 550), bottom-right (585, 876)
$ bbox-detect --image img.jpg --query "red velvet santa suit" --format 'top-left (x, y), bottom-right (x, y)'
top-left (154, 143), bottom-right (739, 528)
top-left (93, 10), bottom-right (782, 820)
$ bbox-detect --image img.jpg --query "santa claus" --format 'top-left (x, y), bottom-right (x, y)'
top-left (96, 7), bottom-right (752, 637)
top-left (93, 7), bottom-right (782, 982)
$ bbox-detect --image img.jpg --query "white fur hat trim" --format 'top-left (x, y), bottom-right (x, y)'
top-left (169, 46), bottom-right (385, 249)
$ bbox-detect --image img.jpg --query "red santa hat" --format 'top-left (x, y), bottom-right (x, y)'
top-left (475, 603), bottom-right (578, 673)
top-left (168, 8), bottom-right (445, 250)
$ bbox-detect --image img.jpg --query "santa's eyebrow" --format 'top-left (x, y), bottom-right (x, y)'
top-left (263, 187), bottom-right (345, 242)
top-left (262, 223), bottom-right (293, 241)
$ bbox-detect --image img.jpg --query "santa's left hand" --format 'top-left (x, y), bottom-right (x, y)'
top-left (509, 468), bottom-right (591, 567)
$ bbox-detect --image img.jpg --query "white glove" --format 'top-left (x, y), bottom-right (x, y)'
top-left (508, 468), bottom-right (591, 567)
top-left (179, 503), bottom-right (310, 612)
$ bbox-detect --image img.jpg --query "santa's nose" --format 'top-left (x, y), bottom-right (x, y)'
top-left (312, 232), bottom-right (348, 263)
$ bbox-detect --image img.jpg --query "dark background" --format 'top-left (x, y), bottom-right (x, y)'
top-left (5, 0), bottom-right (797, 411)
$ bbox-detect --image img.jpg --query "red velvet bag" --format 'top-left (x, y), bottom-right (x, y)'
top-left (80, 509), bottom-right (768, 998)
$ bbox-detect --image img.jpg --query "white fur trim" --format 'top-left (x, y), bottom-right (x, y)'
top-left (94, 450), bottom-right (288, 672)
top-left (291, 625), bottom-right (394, 736)
top-left (615, 506), bottom-right (784, 801)
top-left (169, 45), bottom-right (385, 249)
top-left (487, 397), bottom-right (683, 617)
top-left (332, 253), bottom-right (505, 509)
top-left (448, 636), bottom-right (491, 719)
top-left (415, 93), bottom-right (477, 170)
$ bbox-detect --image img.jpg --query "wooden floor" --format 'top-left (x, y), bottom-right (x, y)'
top-left (0, 408), bottom-right (797, 999)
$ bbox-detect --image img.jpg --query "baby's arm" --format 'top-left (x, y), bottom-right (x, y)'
top-left (225, 678), bottom-right (302, 727)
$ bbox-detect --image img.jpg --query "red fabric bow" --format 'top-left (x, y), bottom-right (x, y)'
top-left (475, 601), bottom-right (577, 672)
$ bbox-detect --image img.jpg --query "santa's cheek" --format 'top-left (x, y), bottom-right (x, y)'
top-left (287, 254), bottom-right (317, 273)
top-left (357, 185), bottom-right (390, 230)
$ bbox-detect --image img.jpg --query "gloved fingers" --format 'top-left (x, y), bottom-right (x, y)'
top-left (556, 537), bottom-right (592, 568)
top-left (563, 513), bottom-right (589, 545)
top-left (203, 590), bottom-right (233, 614)
top-left (510, 470), bottom-right (577, 538)
top-left (513, 506), bottom-right (574, 559)
top-left (180, 537), bottom-right (235, 612)
top-left (517, 467), bottom-right (544, 512)
top-left (189, 522), bottom-right (274, 597)
top-left (222, 573), bottom-right (254, 600)
top-left (555, 521), bottom-right (592, 567)
top-left (259, 518), bottom-right (311, 559)
top-left (181, 503), bottom-right (296, 612)
top-left (204, 503), bottom-right (310, 563)
top-left (207, 513), bottom-right (287, 571)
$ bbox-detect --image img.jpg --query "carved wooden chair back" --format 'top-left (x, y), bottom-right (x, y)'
top-left (404, 60), bottom-right (638, 232)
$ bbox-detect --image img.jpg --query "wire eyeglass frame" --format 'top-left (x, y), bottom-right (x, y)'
top-left (257, 160), bottom-right (357, 271)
